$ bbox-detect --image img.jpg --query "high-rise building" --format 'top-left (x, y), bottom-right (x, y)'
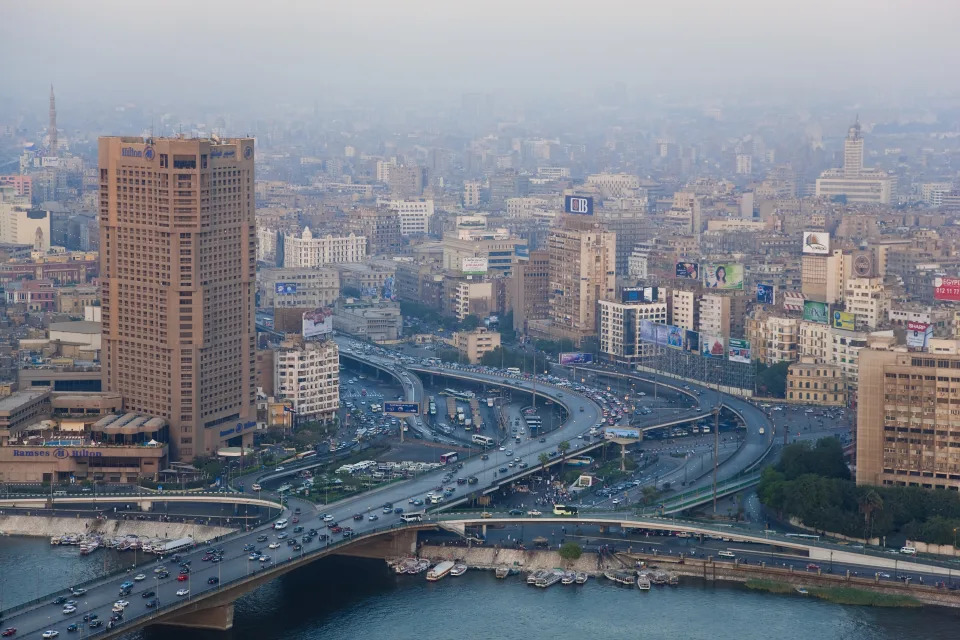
top-left (99, 136), bottom-right (257, 461)
top-left (698, 294), bottom-right (731, 338)
top-left (815, 118), bottom-right (895, 204)
top-left (535, 216), bottom-right (616, 343)
top-left (857, 344), bottom-right (960, 490)
top-left (507, 250), bottom-right (550, 334)
top-left (0, 187), bottom-right (49, 250)
top-left (382, 199), bottom-right (434, 236)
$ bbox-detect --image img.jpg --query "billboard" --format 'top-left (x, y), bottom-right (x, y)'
top-left (643, 286), bottom-right (659, 302)
top-left (756, 283), bottom-right (775, 305)
top-left (559, 352), bottom-right (594, 365)
top-left (701, 334), bottom-right (726, 359)
top-left (703, 263), bottom-right (744, 290)
top-left (655, 324), bottom-right (670, 346)
top-left (728, 338), bottom-right (752, 364)
top-left (275, 282), bottom-right (298, 295)
top-left (666, 325), bottom-right (685, 349)
top-left (832, 310), bottom-right (855, 331)
top-left (384, 402), bottom-right (420, 415)
top-left (906, 321), bottom-right (933, 349)
top-left (640, 320), bottom-right (656, 343)
top-left (676, 262), bottom-right (700, 280)
top-left (41, 156), bottom-right (60, 168)
top-left (302, 307), bottom-right (333, 338)
top-left (564, 195), bottom-right (594, 215)
top-left (934, 277), bottom-right (960, 302)
top-left (685, 329), bottom-right (700, 353)
top-left (604, 427), bottom-right (642, 441)
top-left (802, 300), bottom-right (829, 324)
top-left (802, 231), bottom-right (830, 255)
top-left (461, 257), bottom-right (489, 275)
top-left (621, 287), bottom-right (643, 303)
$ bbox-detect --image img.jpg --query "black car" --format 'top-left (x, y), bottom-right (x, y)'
top-left (89, 620), bottom-right (103, 629)
top-left (508, 509), bottom-right (524, 515)
top-left (293, 544), bottom-right (302, 551)
top-left (207, 577), bottom-right (219, 585)
top-left (499, 467), bottom-right (508, 473)
top-left (53, 596), bottom-right (68, 605)
top-left (141, 590), bottom-right (155, 599)
top-left (110, 614), bottom-right (123, 623)
top-left (145, 599), bottom-right (158, 609)
top-left (293, 526), bottom-right (304, 533)
top-left (539, 437), bottom-right (546, 443)
top-left (157, 571), bottom-right (169, 579)
top-left (256, 535), bottom-right (268, 542)
top-left (481, 454), bottom-right (489, 460)
top-left (179, 568), bottom-right (190, 575)
top-left (287, 539), bottom-right (296, 546)
top-left (82, 614), bottom-right (98, 622)
top-left (67, 624), bottom-right (79, 632)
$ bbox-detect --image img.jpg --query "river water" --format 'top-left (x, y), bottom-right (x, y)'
top-left (2, 536), bottom-right (959, 640)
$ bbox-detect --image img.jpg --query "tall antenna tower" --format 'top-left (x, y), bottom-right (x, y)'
top-left (48, 84), bottom-right (58, 156)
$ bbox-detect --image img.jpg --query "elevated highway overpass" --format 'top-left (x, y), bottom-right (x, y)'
top-left (0, 342), bottom-right (778, 637)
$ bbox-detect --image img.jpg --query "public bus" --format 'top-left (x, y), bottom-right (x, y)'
top-left (566, 456), bottom-right (593, 467)
top-left (441, 388), bottom-right (475, 400)
top-left (472, 434), bottom-right (494, 446)
top-left (295, 450), bottom-right (317, 461)
top-left (505, 367), bottom-right (521, 375)
top-left (400, 512), bottom-right (424, 523)
top-left (428, 396), bottom-right (437, 416)
top-left (439, 452), bottom-right (459, 465)
top-left (552, 505), bottom-right (579, 516)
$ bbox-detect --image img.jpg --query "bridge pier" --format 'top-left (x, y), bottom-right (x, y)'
top-left (139, 500), bottom-right (153, 511)
top-left (335, 528), bottom-right (419, 559)
top-left (160, 602), bottom-right (234, 631)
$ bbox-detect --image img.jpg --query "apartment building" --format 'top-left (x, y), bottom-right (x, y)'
top-left (451, 327), bottom-right (501, 364)
top-left (786, 358), bottom-right (846, 406)
top-left (670, 289), bottom-right (698, 330)
top-left (381, 199), bottom-right (434, 236)
top-left (283, 228), bottom-right (366, 267)
top-left (698, 294), bottom-right (731, 338)
top-left (274, 337), bottom-right (339, 422)
top-left (844, 277), bottom-right (889, 330)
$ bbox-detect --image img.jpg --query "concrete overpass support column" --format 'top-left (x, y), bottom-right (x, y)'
top-left (162, 602), bottom-right (234, 631)
top-left (481, 524), bottom-right (487, 537)
top-left (139, 500), bottom-right (153, 512)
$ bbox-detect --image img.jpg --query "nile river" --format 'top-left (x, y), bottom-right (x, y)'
top-left (2, 536), bottom-right (959, 640)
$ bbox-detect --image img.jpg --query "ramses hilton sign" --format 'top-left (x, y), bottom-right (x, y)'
top-left (13, 449), bottom-right (103, 458)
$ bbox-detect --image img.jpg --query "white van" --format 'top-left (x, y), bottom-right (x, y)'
top-left (274, 518), bottom-right (289, 530)
top-left (717, 550), bottom-right (736, 558)
top-left (900, 546), bottom-right (917, 555)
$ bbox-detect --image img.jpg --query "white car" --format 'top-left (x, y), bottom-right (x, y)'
top-left (114, 600), bottom-right (129, 609)
top-left (268, 542), bottom-right (280, 549)
top-left (526, 510), bottom-right (542, 516)
top-left (43, 632), bottom-right (60, 639)
top-left (154, 566), bottom-right (167, 573)
top-left (176, 588), bottom-right (190, 597)
top-left (133, 573), bottom-right (146, 581)
top-left (322, 514), bottom-right (334, 522)
top-left (62, 605), bottom-right (77, 614)
top-left (612, 498), bottom-right (622, 505)
top-left (499, 446), bottom-right (506, 451)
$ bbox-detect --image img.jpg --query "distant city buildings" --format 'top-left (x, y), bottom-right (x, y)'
top-left (815, 118), bottom-right (895, 204)
top-left (283, 228), bottom-right (367, 267)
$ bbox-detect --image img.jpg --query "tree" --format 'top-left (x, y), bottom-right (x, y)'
top-left (538, 452), bottom-right (550, 481)
top-left (460, 314), bottom-right (481, 331)
top-left (557, 440), bottom-right (571, 478)
top-left (341, 286), bottom-right (362, 298)
top-left (755, 361), bottom-right (790, 398)
top-left (558, 542), bottom-right (582, 564)
top-left (858, 489), bottom-right (883, 539)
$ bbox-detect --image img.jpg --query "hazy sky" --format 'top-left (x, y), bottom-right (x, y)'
top-left (2, 0), bottom-right (959, 109)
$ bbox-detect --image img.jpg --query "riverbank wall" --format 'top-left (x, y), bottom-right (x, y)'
top-left (419, 544), bottom-right (615, 573)
top-left (0, 514), bottom-right (234, 542)
top-left (619, 552), bottom-right (960, 609)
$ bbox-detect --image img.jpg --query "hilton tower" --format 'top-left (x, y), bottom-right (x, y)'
top-left (99, 136), bottom-right (257, 460)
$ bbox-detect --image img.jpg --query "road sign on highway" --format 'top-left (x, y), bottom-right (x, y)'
top-left (384, 402), bottom-right (420, 415)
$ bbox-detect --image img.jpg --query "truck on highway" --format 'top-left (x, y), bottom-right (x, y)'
top-left (447, 397), bottom-right (457, 421)
top-left (154, 537), bottom-right (194, 555)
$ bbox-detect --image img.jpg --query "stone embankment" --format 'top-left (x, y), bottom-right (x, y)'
top-left (420, 544), bottom-right (614, 573)
top-left (0, 514), bottom-right (234, 541)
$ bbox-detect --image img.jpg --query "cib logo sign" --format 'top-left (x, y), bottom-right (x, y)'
top-left (564, 195), bottom-right (593, 215)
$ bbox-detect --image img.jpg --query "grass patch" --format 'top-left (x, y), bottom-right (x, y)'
top-left (745, 579), bottom-right (921, 608)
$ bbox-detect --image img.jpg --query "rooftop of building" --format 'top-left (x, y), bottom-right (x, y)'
top-left (0, 389), bottom-right (49, 412)
top-left (49, 320), bottom-right (101, 334)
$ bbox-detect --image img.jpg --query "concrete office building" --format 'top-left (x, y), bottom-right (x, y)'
top-left (815, 119), bottom-right (895, 204)
top-left (283, 227), bottom-right (366, 267)
top-left (99, 136), bottom-right (257, 461)
top-left (0, 187), bottom-right (50, 251)
top-left (857, 345), bottom-right (960, 490)
top-left (844, 277), bottom-right (889, 330)
top-left (382, 199), bottom-right (434, 236)
top-left (274, 336), bottom-right (339, 423)
top-left (671, 289), bottom-right (698, 331)
top-left (786, 358), bottom-right (846, 406)
top-left (451, 327), bottom-right (501, 364)
top-left (533, 216), bottom-right (616, 343)
top-left (258, 267), bottom-right (340, 309)
top-left (507, 250), bottom-right (550, 334)
top-left (599, 299), bottom-right (668, 365)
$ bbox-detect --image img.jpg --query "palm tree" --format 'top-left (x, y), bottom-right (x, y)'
top-left (557, 440), bottom-right (571, 480)
top-left (858, 489), bottom-right (883, 540)
top-left (538, 452), bottom-right (550, 482)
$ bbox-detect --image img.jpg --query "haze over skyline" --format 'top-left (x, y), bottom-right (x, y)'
top-left (2, 0), bottom-right (959, 111)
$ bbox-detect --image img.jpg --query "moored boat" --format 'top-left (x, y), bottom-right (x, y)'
top-left (536, 570), bottom-right (563, 588)
top-left (604, 571), bottom-right (635, 586)
top-left (426, 561), bottom-right (456, 581)
top-left (407, 558), bottom-right (430, 574)
top-left (575, 572), bottom-right (588, 584)
top-left (450, 563), bottom-right (467, 577)
top-left (651, 570), bottom-right (668, 586)
top-left (495, 566), bottom-right (510, 579)
top-left (394, 558), bottom-right (417, 574)
top-left (527, 570), bottom-right (548, 585)
top-left (637, 574), bottom-right (651, 590)
top-left (668, 573), bottom-right (679, 586)
top-left (50, 535), bottom-right (62, 545)
top-left (561, 571), bottom-right (576, 585)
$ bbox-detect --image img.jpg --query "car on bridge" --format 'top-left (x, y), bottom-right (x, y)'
top-left (176, 589), bottom-right (189, 597)
top-left (1, 629), bottom-right (15, 638)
